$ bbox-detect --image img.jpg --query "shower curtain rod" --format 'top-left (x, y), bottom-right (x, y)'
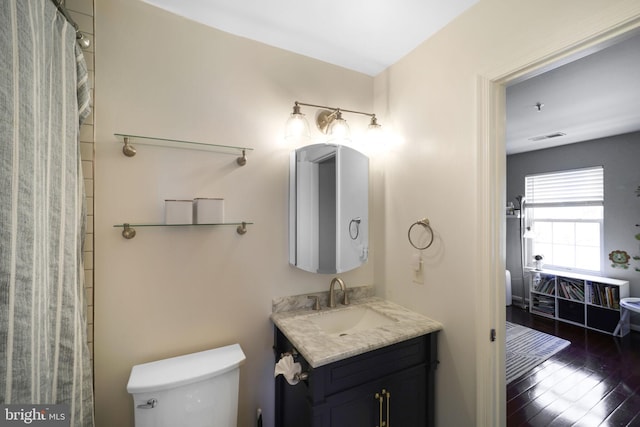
top-left (50, 0), bottom-right (78, 31)
top-left (49, 0), bottom-right (90, 47)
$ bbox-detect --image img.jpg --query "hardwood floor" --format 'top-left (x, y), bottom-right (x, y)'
top-left (507, 305), bottom-right (640, 426)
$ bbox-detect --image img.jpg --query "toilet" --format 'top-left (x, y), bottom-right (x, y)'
top-left (127, 343), bottom-right (245, 427)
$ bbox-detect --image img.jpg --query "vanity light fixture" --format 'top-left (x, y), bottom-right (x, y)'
top-left (285, 101), bottom-right (381, 143)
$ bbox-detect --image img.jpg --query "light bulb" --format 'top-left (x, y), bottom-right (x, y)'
top-left (328, 110), bottom-right (350, 142)
top-left (366, 116), bottom-right (383, 144)
top-left (284, 104), bottom-right (310, 143)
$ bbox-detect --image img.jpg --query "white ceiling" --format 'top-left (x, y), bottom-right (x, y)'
top-left (140, 1), bottom-right (639, 154)
top-left (140, 0), bottom-right (478, 76)
top-left (506, 32), bottom-right (640, 155)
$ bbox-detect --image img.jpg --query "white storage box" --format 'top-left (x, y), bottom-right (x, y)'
top-left (194, 198), bottom-right (225, 224)
top-left (164, 200), bottom-right (193, 224)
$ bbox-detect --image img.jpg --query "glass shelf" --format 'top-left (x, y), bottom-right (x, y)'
top-left (114, 222), bottom-right (253, 239)
top-left (114, 133), bottom-right (253, 164)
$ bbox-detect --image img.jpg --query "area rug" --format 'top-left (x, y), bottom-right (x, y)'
top-left (506, 321), bottom-right (571, 384)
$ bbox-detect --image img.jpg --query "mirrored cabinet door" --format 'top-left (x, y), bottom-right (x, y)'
top-left (289, 143), bottom-right (369, 274)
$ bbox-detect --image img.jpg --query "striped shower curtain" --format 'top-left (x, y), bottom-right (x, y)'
top-left (0, 0), bottom-right (94, 425)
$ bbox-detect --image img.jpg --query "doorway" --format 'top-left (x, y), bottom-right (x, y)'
top-left (501, 28), bottom-right (640, 426)
top-left (477, 16), bottom-right (640, 427)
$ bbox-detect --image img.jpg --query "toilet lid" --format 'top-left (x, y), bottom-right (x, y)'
top-left (127, 343), bottom-right (245, 394)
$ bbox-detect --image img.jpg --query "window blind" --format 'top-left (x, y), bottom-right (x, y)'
top-left (525, 166), bottom-right (603, 206)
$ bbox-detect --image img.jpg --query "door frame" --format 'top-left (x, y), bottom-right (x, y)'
top-left (476, 14), bottom-right (640, 427)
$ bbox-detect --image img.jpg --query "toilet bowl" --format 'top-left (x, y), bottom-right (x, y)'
top-left (127, 343), bottom-right (245, 427)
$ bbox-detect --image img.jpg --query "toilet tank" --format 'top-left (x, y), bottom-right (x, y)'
top-left (127, 343), bottom-right (245, 427)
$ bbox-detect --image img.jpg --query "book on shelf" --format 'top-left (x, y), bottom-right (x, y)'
top-left (534, 301), bottom-right (555, 307)
top-left (558, 278), bottom-right (585, 301)
top-left (532, 294), bottom-right (555, 315)
top-left (535, 275), bottom-right (556, 295)
top-left (589, 282), bottom-right (620, 309)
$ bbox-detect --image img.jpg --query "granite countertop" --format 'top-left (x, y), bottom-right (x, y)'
top-left (271, 297), bottom-right (443, 368)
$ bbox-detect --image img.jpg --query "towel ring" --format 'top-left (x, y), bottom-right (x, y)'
top-left (349, 217), bottom-right (361, 240)
top-left (408, 218), bottom-right (434, 250)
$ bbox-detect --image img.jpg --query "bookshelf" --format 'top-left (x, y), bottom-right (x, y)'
top-left (529, 269), bottom-right (630, 336)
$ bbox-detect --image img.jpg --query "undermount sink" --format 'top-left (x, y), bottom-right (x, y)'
top-left (309, 306), bottom-right (397, 336)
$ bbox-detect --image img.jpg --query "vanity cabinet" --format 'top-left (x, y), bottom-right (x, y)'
top-left (274, 327), bottom-right (438, 427)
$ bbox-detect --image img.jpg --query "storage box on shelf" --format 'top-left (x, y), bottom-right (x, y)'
top-left (529, 269), bottom-right (630, 336)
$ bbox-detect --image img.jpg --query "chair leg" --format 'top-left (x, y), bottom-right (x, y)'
top-left (613, 309), bottom-right (630, 337)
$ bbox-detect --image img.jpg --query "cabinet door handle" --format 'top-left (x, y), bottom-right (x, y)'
top-left (375, 392), bottom-right (383, 427)
top-left (385, 390), bottom-right (391, 427)
top-left (380, 389), bottom-right (390, 427)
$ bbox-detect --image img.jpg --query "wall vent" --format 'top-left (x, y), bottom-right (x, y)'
top-left (528, 132), bottom-right (566, 141)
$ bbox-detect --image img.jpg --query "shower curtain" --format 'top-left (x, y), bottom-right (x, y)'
top-left (0, 0), bottom-right (94, 425)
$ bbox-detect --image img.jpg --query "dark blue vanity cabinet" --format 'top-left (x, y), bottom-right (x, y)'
top-left (274, 328), bottom-right (439, 427)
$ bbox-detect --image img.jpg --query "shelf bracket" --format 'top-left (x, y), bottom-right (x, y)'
top-left (237, 222), bottom-right (248, 235)
top-left (236, 149), bottom-right (247, 166)
top-left (122, 223), bottom-right (137, 239)
top-left (122, 137), bottom-right (137, 157)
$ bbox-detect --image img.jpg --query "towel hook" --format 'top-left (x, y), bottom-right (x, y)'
top-left (408, 218), bottom-right (434, 250)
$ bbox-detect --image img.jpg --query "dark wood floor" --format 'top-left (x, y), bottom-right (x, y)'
top-left (507, 305), bottom-right (640, 427)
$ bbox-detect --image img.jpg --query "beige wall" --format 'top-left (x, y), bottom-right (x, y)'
top-left (93, 1), bottom-right (640, 427)
top-left (93, 1), bottom-right (375, 426)
top-left (376, 0), bottom-right (640, 426)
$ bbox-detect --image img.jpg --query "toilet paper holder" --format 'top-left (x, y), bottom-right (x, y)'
top-left (278, 351), bottom-right (309, 381)
top-left (279, 350), bottom-right (299, 360)
top-left (278, 349), bottom-right (298, 360)
top-left (294, 371), bottom-right (309, 381)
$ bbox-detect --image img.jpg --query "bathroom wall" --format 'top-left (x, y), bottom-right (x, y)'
top-left (93, 2), bottom-right (375, 426)
top-left (374, 1), bottom-right (640, 425)
top-left (507, 132), bottom-right (640, 319)
top-left (65, 0), bottom-right (95, 364)
top-left (92, 0), bottom-right (640, 426)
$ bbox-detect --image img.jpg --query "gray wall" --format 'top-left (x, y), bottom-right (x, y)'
top-left (506, 131), bottom-right (640, 314)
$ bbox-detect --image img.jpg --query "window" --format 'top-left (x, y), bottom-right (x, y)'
top-left (524, 166), bottom-right (604, 272)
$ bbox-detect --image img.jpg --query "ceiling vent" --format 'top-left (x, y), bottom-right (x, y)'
top-left (528, 132), bottom-right (566, 142)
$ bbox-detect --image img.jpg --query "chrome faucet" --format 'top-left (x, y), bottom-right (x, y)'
top-left (328, 277), bottom-right (349, 308)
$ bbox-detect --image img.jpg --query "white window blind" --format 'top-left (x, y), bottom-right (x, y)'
top-left (525, 166), bottom-right (604, 206)
top-left (524, 166), bottom-right (604, 272)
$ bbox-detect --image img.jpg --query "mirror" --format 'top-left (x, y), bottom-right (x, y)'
top-left (289, 143), bottom-right (369, 273)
